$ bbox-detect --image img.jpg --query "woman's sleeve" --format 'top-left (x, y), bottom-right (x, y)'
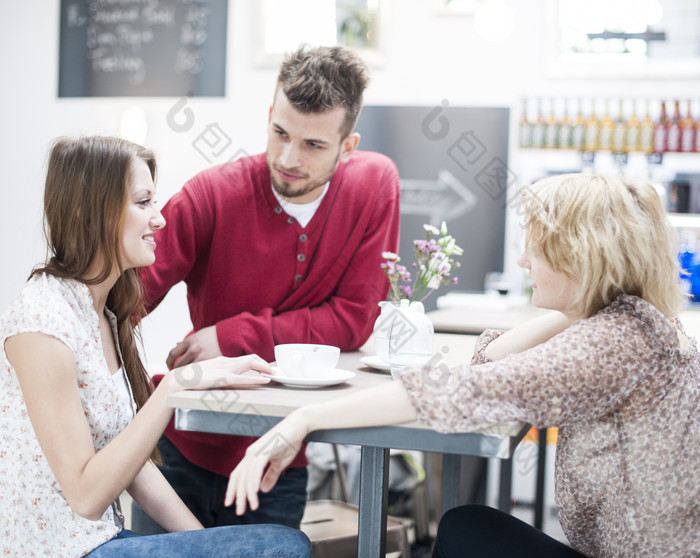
top-left (401, 315), bottom-right (654, 432)
top-left (5, 285), bottom-right (78, 357)
top-left (470, 328), bottom-right (506, 365)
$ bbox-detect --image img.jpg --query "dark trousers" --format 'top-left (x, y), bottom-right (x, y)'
top-left (433, 505), bottom-right (586, 558)
top-left (131, 435), bottom-right (308, 534)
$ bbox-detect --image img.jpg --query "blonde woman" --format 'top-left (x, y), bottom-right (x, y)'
top-left (226, 174), bottom-right (700, 557)
top-left (0, 136), bottom-right (311, 557)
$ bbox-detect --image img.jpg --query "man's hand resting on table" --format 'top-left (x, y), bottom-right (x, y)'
top-left (166, 325), bottom-right (223, 369)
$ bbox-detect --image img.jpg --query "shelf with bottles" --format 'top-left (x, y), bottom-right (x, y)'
top-left (519, 97), bottom-right (700, 156)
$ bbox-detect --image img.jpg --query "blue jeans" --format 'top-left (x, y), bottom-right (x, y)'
top-left (131, 436), bottom-right (308, 534)
top-left (85, 525), bottom-right (311, 557)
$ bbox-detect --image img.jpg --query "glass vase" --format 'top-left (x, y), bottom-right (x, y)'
top-left (372, 300), bottom-right (399, 364)
top-left (386, 299), bottom-right (434, 380)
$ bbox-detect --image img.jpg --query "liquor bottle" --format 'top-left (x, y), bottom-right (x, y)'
top-left (612, 99), bottom-right (627, 152)
top-left (584, 99), bottom-right (599, 152)
top-left (598, 99), bottom-right (614, 151)
top-left (639, 100), bottom-right (655, 153)
top-left (695, 101), bottom-right (700, 153)
top-left (531, 98), bottom-right (546, 148)
top-left (519, 98), bottom-right (532, 148)
top-left (571, 98), bottom-right (585, 151)
top-left (626, 99), bottom-right (641, 152)
top-left (558, 98), bottom-right (573, 149)
top-left (544, 99), bottom-right (559, 149)
top-left (667, 100), bottom-right (682, 152)
top-left (653, 100), bottom-right (668, 154)
top-left (680, 100), bottom-right (695, 153)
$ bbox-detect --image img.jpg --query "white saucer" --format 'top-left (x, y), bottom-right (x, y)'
top-left (269, 366), bottom-right (355, 388)
top-left (359, 355), bottom-right (391, 372)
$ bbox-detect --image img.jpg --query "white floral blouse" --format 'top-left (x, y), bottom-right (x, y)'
top-left (401, 295), bottom-right (700, 557)
top-left (0, 274), bottom-right (136, 557)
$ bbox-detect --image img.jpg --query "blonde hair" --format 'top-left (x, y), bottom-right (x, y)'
top-left (521, 173), bottom-right (685, 318)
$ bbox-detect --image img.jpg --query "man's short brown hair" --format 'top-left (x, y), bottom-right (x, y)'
top-left (276, 44), bottom-right (370, 138)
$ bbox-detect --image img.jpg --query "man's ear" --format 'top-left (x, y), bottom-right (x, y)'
top-left (339, 133), bottom-right (360, 163)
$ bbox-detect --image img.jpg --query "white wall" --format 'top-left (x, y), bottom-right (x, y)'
top-left (2, 0), bottom-right (698, 369)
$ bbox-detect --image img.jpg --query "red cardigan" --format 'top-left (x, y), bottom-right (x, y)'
top-left (143, 151), bottom-right (400, 475)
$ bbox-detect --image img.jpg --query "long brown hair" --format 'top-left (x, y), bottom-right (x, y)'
top-left (32, 136), bottom-right (156, 418)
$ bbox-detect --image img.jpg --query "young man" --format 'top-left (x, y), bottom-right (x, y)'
top-left (131, 44), bottom-right (401, 532)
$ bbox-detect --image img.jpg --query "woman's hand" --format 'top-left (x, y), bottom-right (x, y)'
top-left (168, 354), bottom-right (272, 391)
top-left (223, 381), bottom-right (418, 515)
top-left (224, 410), bottom-right (309, 515)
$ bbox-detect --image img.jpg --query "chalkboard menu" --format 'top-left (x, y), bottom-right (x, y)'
top-left (58, 0), bottom-right (228, 97)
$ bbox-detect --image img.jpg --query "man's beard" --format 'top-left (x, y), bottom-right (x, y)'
top-left (267, 155), bottom-right (338, 200)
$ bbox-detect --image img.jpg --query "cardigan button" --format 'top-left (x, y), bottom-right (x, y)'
top-left (299, 234), bottom-right (308, 242)
top-left (274, 206), bottom-right (283, 214)
top-left (297, 254), bottom-right (306, 262)
top-left (294, 274), bottom-right (303, 281)
top-left (288, 217), bottom-right (296, 224)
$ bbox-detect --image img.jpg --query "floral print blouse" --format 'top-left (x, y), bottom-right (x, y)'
top-left (401, 295), bottom-right (700, 557)
top-left (0, 274), bottom-right (136, 557)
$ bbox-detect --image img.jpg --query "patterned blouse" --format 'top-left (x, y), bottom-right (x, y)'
top-left (401, 295), bottom-right (700, 557)
top-left (0, 274), bottom-right (136, 557)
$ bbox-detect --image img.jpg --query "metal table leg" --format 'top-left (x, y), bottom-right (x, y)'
top-left (534, 428), bottom-right (548, 530)
top-left (357, 446), bottom-right (390, 558)
top-left (440, 453), bottom-right (461, 518)
top-left (498, 457), bottom-right (513, 513)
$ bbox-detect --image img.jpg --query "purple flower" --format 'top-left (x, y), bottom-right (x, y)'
top-left (413, 239), bottom-right (440, 255)
top-left (381, 221), bottom-right (462, 303)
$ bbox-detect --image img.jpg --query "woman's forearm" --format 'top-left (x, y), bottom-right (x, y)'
top-left (225, 379), bottom-right (420, 513)
top-left (128, 461), bottom-right (203, 532)
top-left (484, 311), bottom-right (572, 361)
top-left (60, 357), bottom-right (268, 519)
top-left (295, 380), bottom-right (418, 434)
top-left (67, 373), bottom-right (183, 519)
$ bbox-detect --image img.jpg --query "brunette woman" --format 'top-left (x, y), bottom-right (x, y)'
top-left (0, 136), bottom-right (311, 557)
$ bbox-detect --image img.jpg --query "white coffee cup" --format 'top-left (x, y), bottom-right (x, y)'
top-left (274, 344), bottom-right (340, 379)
